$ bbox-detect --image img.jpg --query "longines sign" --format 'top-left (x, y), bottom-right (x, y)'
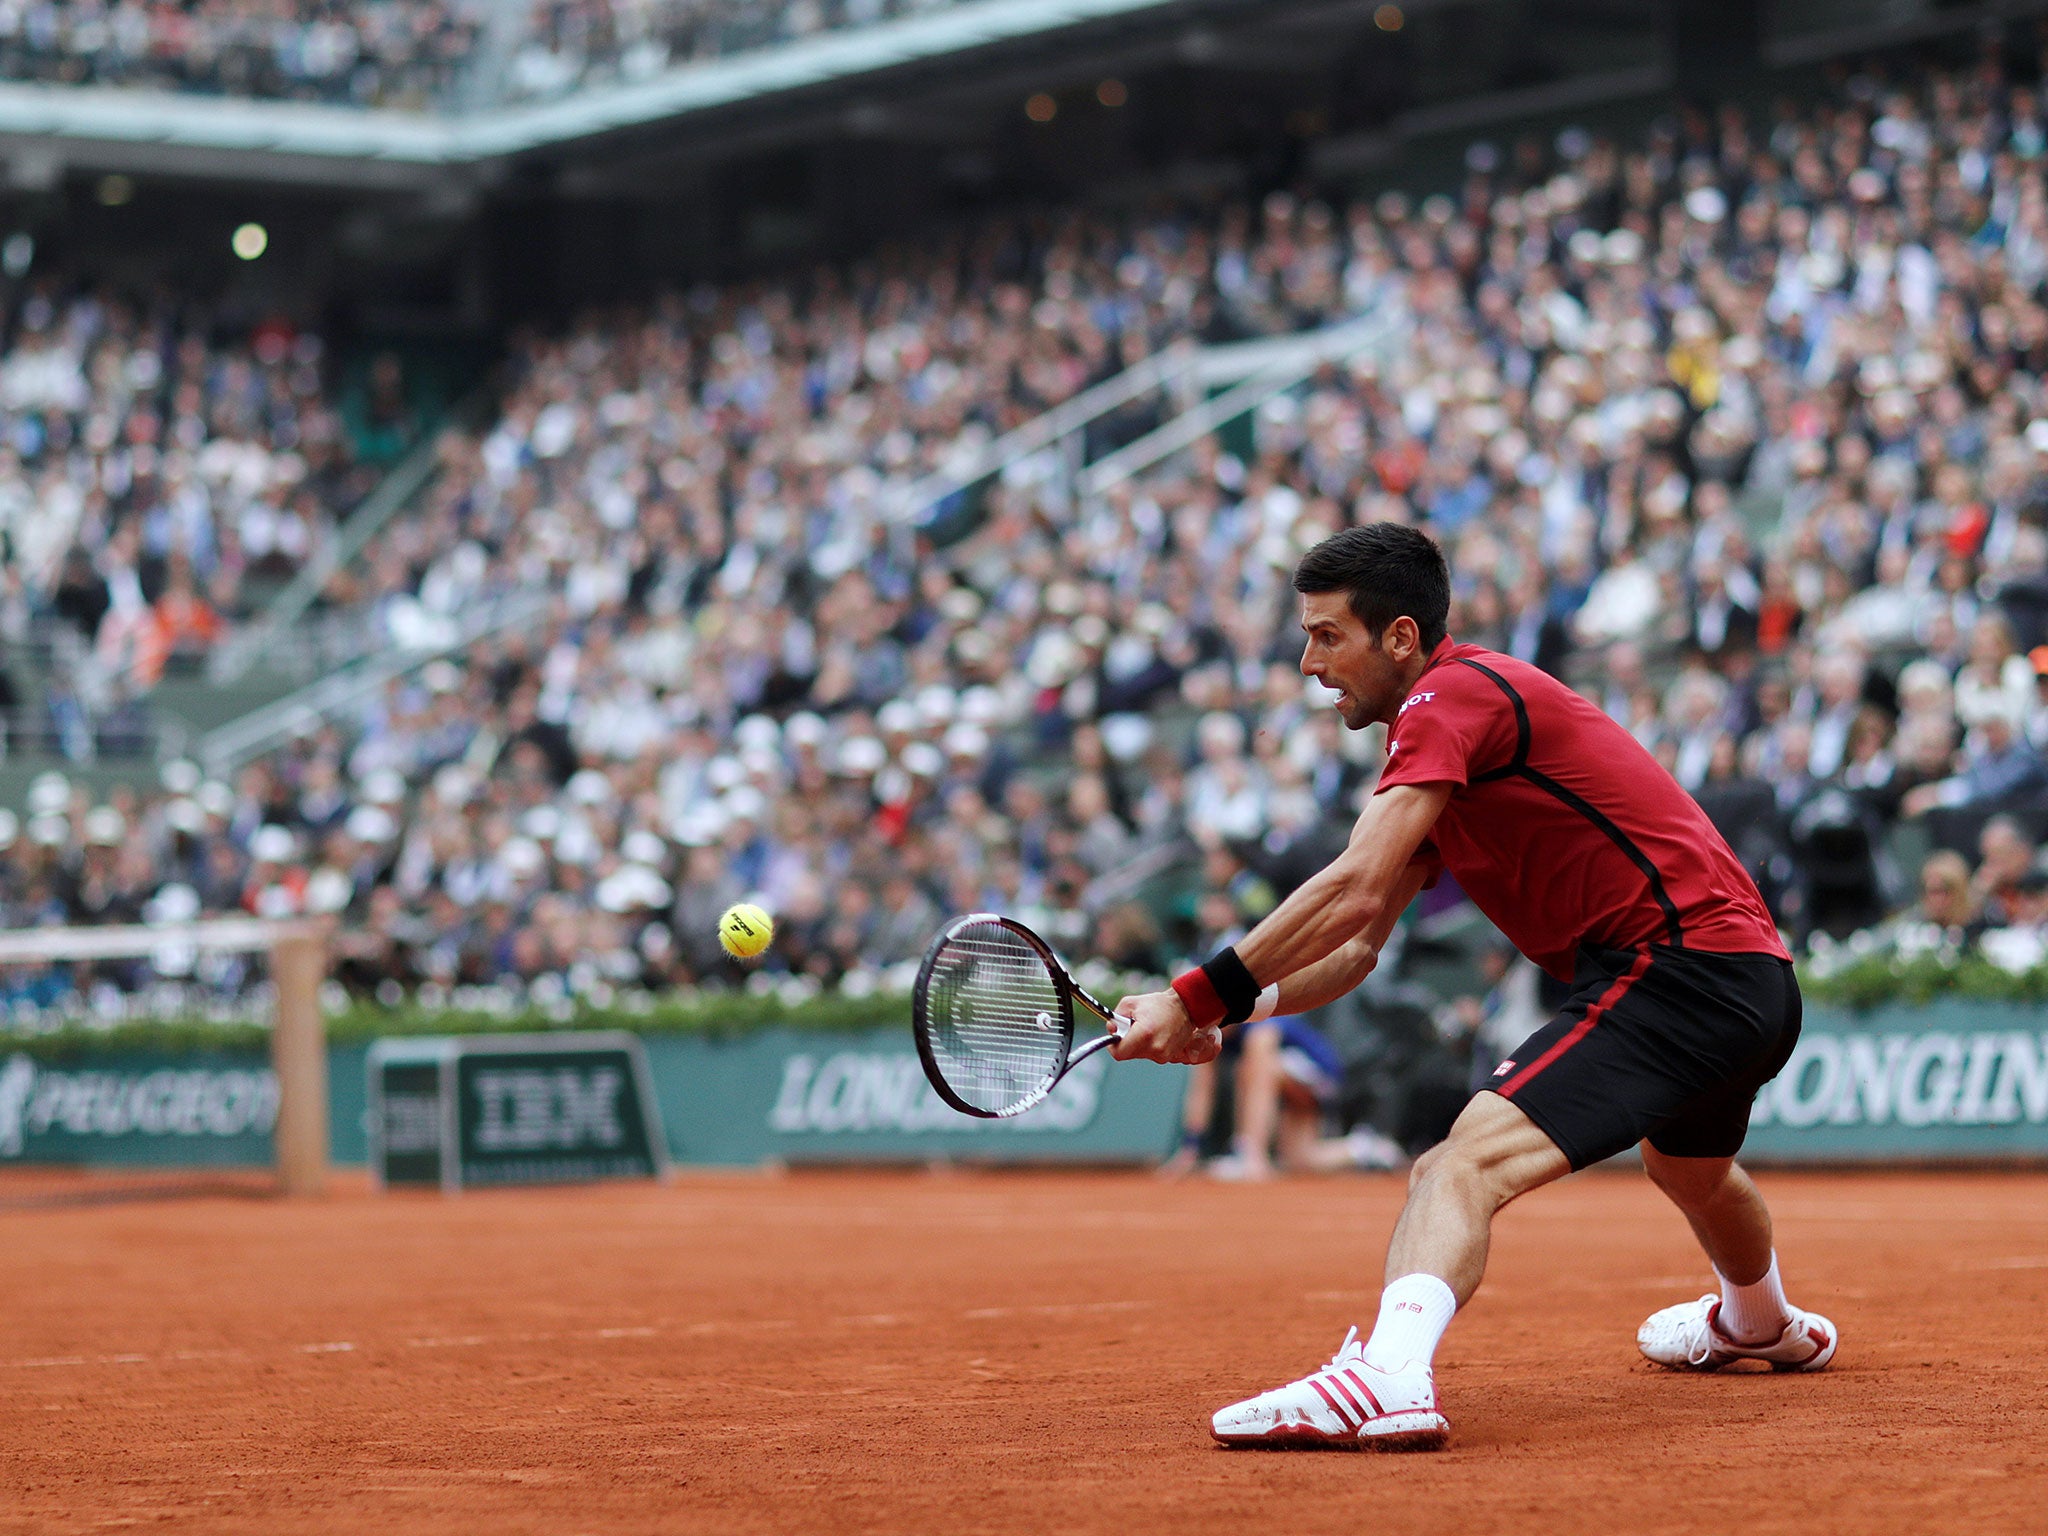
top-left (765, 1048), bottom-right (1108, 1136)
top-left (1752, 1029), bottom-right (2048, 1129)
top-left (1743, 1019), bottom-right (2048, 1158)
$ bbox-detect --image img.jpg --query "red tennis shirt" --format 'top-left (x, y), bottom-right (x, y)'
top-left (1375, 639), bottom-right (1788, 980)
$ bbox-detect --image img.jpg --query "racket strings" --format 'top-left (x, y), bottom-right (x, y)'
top-left (924, 925), bottom-right (1069, 1114)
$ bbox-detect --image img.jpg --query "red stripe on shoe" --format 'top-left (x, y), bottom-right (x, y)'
top-left (1498, 950), bottom-right (1652, 1099)
top-left (1323, 1373), bottom-right (1368, 1421)
top-left (1307, 1377), bottom-right (1358, 1428)
top-left (1795, 1323), bottom-right (1832, 1363)
top-left (1341, 1368), bottom-right (1385, 1417)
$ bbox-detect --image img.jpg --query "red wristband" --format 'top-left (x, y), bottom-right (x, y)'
top-left (1170, 967), bottom-right (1227, 1029)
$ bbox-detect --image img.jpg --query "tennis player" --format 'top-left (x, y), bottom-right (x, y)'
top-left (1112, 523), bottom-right (1836, 1450)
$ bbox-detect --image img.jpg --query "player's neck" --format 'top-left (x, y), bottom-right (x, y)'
top-left (1374, 648), bottom-right (1442, 727)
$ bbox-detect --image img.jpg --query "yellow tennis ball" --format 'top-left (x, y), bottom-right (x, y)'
top-left (717, 902), bottom-right (774, 959)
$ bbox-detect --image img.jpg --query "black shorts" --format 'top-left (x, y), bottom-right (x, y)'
top-left (1481, 944), bottom-right (1800, 1171)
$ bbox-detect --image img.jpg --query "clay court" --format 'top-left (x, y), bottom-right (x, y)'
top-left (3, 1165), bottom-right (2044, 1535)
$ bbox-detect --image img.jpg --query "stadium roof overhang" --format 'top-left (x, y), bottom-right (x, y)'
top-left (0, 0), bottom-right (1352, 191)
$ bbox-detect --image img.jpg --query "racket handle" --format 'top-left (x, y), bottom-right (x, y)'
top-left (1066, 1032), bottom-right (1122, 1068)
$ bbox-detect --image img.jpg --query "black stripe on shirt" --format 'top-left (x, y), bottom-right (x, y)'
top-left (1453, 657), bottom-right (1684, 947)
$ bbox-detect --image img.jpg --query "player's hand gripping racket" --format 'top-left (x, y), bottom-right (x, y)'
top-left (913, 913), bottom-right (1120, 1119)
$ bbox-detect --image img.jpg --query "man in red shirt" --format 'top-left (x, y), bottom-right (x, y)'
top-left (1112, 524), bottom-right (1835, 1450)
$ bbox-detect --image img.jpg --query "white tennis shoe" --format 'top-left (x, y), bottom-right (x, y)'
top-left (1211, 1327), bottom-right (1449, 1450)
top-left (1637, 1295), bottom-right (1839, 1372)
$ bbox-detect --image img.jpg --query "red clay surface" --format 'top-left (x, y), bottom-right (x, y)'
top-left (3, 1166), bottom-right (2046, 1535)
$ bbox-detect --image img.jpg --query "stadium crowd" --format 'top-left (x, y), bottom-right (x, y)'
top-left (0, 0), bottom-right (967, 109)
top-left (0, 285), bottom-right (372, 758)
top-left (0, 0), bottom-right (482, 107)
top-left (504, 0), bottom-right (967, 101)
top-left (11, 47), bottom-right (2048, 1031)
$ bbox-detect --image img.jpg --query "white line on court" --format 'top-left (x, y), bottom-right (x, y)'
top-left (0, 1298), bottom-right (1163, 1373)
top-left (1956, 1255), bottom-right (2048, 1269)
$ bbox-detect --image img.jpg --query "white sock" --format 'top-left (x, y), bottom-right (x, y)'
top-left (1716, 1252), bottom-right (1792, 1345)
top-left (1361, 1273), bottom-right (1458, 1372)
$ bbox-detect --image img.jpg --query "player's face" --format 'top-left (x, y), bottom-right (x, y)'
top-left (1299, 591), bottom-right (1406, 729)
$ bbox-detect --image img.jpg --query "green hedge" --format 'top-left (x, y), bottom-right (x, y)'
top-left (0, 988), bottom-right (916, 1062)
top-left (0, 1018), bottom-right (281, 1064)
top-left (327, 988), bottom-right (922, 1042)
top-left (6, 947), bottom-right (2032, 1061)
top-left (1790, 921), bottom-right (2048, 1008)
top-left (1794, 953), bottom-right (2048, 1009)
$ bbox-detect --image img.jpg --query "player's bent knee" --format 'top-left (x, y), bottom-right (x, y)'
top-left (1407, 1141), bottom-right (1447, 1191)
top-left (1407, 1139), bottom-right (1522, 1213)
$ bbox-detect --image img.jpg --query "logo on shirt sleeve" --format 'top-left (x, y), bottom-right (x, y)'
top-left (1397, 691), bottom-right (1437, 716)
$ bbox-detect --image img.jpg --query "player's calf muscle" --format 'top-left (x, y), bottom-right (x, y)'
top-left (1384, 1102), bottom-right (1568, 1288)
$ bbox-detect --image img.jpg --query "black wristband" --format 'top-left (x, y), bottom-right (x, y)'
top-left (1201, 946), bottom-right (1261, 1026)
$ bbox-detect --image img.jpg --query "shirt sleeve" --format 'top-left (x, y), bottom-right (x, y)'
top-left (1375, 671), bottom-right (1516, 793)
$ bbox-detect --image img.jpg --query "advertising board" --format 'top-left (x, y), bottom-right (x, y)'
top-left (366, 1033), bottom-right (667, 1190)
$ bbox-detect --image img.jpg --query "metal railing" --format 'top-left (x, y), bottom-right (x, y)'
top-left (1078, 313), bottom-right (1397, 498)
top-left (195, 586), bottom-right (551, 774)
top-left (209, 393), bottom-right (487, 686)
top-left (888, 339), bottom-right (1202, 527)
top-left (889, 312), bottom-right (1405, 525)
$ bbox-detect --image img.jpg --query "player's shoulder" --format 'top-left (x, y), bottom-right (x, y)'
top-left (1441, 644), bottom-right (1637, 750)
top-left (1390, 643), bottom-right (1518, 735)
top-left (1409, 643), bottom-right (1525, 709)
top-left (1434, 644), bottom-right (1586, 712)
top-left (1440, 642), bottom-right (1537, 681)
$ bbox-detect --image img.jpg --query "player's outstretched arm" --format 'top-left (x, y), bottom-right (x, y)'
top-left (1234, 782), bottom-right (1449, 984)
top-left (1111, 783), bottom-right (1449, 1064)
top-left (1268, 862), bottom-right (1430, 1016)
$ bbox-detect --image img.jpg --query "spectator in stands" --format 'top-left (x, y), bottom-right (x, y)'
top-left (1954, 615), bottom-right (2037, 729)
top-left (148, 558), bottom-right (224, 678)
top-left (1807, 651), bottom-right (1870, 781)
top-left (1900, 709), bottom-right (2047, 816)
top-left (1895, 849), bottom-right (1985, 948)
top-left (48, 547), bottom-right (109, 642)
top-left (1973, 816), bottom-right (2040, 930)
top-left (0, 0), bottom-right (483, 108)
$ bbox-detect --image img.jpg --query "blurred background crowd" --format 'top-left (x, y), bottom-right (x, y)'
top-left (8, 39), bottom-right (2048, 1146)
top-left (504, 0), bottom-right (972, 102)
top-left (0, 0), bottom-right (970, 110)
top-left (0, 282), bottom-right (377, 757)
top-left (0, 0), bottom-right (483, 107)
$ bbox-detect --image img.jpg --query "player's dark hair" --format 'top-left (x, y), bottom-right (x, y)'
top-left (1293, 523), bottom-right (1451, 652)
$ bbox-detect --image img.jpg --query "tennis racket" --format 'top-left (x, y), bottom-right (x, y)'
top-left (912, 912), bottom-right (1122, 1119)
